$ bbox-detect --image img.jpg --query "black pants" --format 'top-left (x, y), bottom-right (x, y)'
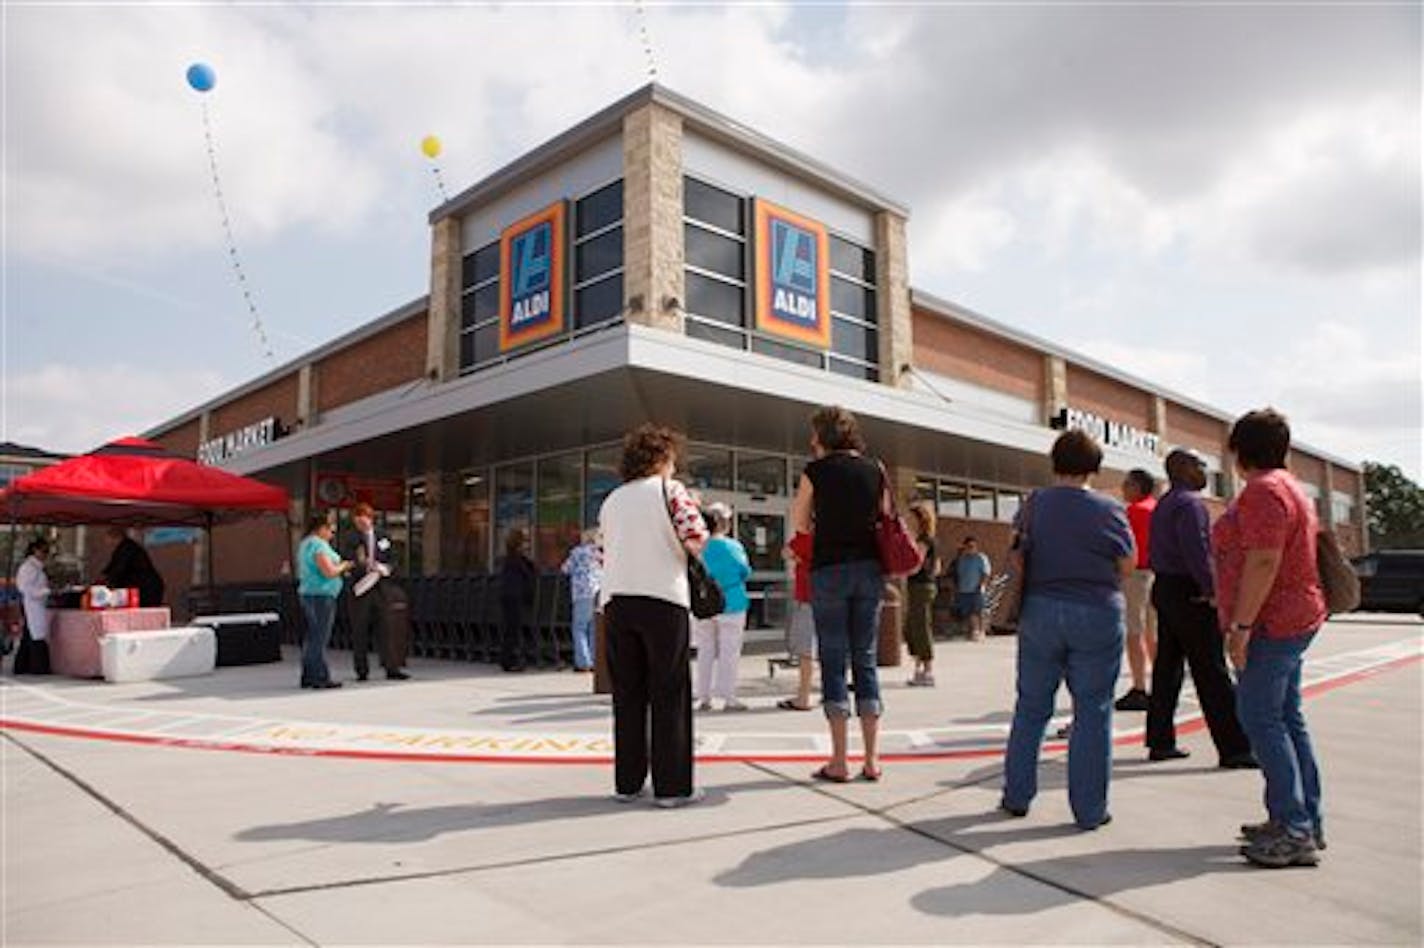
top-left (349, 586), bottom-right (391, 678)
top-left (606, 595), bottom-right (693, 799)
top-left (13, 629), bottom-right (50, 675)
top-left (500, 597), bottom-right (527, 670)
top-left (1146, 573), bottom-right (1251, 760)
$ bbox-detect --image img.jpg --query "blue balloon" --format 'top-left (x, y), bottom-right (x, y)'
top-left (186, 63), bottom-right (216, 93)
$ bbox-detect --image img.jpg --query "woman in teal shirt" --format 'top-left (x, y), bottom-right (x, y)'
top-left (297, 513), bottom-right (351, 689)
top-left (694, 504), bottom-right (752, 711)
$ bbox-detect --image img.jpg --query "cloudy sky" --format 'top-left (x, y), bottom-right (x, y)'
top-left (3, 3), bottom-right (1420, 476)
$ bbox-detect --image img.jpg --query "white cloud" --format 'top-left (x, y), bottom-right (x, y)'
top-left (910, 190), bottom-right (1018, 272)
top-left (4, 364), bottom-right (227, 454)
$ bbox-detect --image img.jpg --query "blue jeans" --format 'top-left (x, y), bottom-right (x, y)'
top-left (299, 594), bottom-right (337, 686)
top-left (1235, 631), bottom-right (1322, 839)
top-left (812, 559), bottom-right (883, 719)
top-left (1003, 594), bottom-right (1124, 828)
top-left (571, 597), bottom-right (597, 670)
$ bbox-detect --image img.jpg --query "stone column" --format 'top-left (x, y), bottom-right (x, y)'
top-left (427, 216), bottom-right (463, 382)
top-left (875, 211), bottom-right (912, 387)
top-left (1042, 355), bottom-right (1067, 425)
top-left (420, 471), bottom-right (463, 576)
top-left (297, 363), bottom-right (317, 429)
top-left (622, 102), bottom-right (684, 333)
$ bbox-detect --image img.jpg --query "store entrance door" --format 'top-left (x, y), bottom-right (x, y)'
top-left (700, 490), bottom-right (790, 634)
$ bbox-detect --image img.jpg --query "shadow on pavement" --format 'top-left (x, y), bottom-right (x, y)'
top-left (234, 779), bottom-right (789, 845)
top-left (909, 844), bottom-right (1243, 918)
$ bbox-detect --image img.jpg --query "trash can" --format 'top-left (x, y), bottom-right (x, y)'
top-left (878, 581), bottom-right (902, 667)
top-left (382, 585), bottom-right (411, 670)
top-left (593, 609), bottom-right (612, 695)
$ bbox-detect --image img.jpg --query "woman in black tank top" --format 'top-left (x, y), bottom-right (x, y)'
top-left (790, 406), bottom-right (886, 783)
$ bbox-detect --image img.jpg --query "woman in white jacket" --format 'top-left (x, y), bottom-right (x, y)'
top-left (13, 537), bottom-right (52, 675)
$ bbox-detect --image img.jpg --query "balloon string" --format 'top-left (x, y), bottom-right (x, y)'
top-left (430, 164), bottom-right (450, 203)
top-left (633, 0), bottom-right (658, 80)
top-left (201, 100), bottom-right (275, 363)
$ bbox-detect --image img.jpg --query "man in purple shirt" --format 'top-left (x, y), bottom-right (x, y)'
top-left (1146, 449), bottom-right (1256, 768)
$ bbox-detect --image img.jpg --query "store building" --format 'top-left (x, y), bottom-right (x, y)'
top-left (142, 84), bottom-right (1368, 628)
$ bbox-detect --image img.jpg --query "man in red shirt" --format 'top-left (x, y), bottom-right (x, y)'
top-left (1117, 469), bottom-right (1158, 711)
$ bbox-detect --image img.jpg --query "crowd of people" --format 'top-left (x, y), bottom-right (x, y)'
top-left (8, 403), bottom-right (1332, 868)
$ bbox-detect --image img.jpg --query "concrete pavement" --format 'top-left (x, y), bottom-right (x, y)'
top-left (3, 616), bottom-right (1420, 945)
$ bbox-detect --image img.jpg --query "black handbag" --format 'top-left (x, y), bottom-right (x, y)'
top-left (662, 481), bottom-right (725, 620)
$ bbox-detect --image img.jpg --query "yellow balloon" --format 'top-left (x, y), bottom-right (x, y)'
top-left (421, 135), bottom-right (442, 159)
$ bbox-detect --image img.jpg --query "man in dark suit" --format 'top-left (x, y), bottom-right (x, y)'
top-left (100, 527), bottom-right (165, 607)
top-left (345, 502), bottom-right (410, 682)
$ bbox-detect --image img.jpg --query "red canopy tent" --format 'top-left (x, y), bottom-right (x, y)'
top-left (1, 437), bottom-right (290, 582)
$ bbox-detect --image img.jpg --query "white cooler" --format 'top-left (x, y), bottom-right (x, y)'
top-left (101, 627), bottom-right (217, 683)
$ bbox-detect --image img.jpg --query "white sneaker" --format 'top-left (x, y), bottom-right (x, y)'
top-left (723, 699), bottom-right (749, 712)
top-left (613, 787), bottom-right (647, 804)
top-left (654, 787), bottom-right (706, 809)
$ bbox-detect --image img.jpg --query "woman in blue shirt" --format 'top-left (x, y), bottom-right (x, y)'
top-left (1001, 430), bottom-right (1136, 830)
top-left (694, 503), bottom-right (752, 712)
top-left (296, 513), bottom-right (351, 690)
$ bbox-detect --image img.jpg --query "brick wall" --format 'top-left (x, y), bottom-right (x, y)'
top-left (911, 310), bottom-right (1042, 403)
top-left (211, 376), bottom-right (300, 436)
top-left (1064, 364), bottom-right (1152, 429)
top-left (154, 419), bottom-right (203, 461)
top-left (316, 315), bottom-right (428, 413)
top-left (1288, 451), bottom-right (1327, 497)
top-left (1165, 403), bottom-right (1226, 456)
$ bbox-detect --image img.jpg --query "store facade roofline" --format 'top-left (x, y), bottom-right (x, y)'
top-left (142, 295), bottom-right (429, 440)
top-left (427, 83), bottom-right (911, 225)
top-left (911, 288), bottom-right (1361, 473)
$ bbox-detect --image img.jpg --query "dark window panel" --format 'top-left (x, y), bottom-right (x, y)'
top-left (575, 273), bottom-right (623, 328)
top-left (459, 330), bottom-right (475, 369)
top-left (829, 235), bottom-right (876, 284)
top-left (576, 180), bottom-right (623, 238)
top-left (828, 357), bottom-right (879, 382)
top-left (685, 271), bottom-right (745, 326)
top-left (685, 318), bottom-right (745, 351)
top-left (462, 281), bottom-right (499, 328)
top-left (684, 223), bottom-right (744, 279)
top-left (575, 226), bottom-right (622, 283)
top-left (831, 277), bottom-right (876, 323)
top-left (831, 317), bottom-right (878, 364)
top-left (462, 242), bottom-right (500, 289)
top-left (474, 322), bottom-right (501, 364)
top-left (751, 336), bottom-right (823, 369)
top-left (684, 177), bottom-right (744, 235)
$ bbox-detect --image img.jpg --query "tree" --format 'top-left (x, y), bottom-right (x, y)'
top-left (1363, 462), bottom-right (1424, 549)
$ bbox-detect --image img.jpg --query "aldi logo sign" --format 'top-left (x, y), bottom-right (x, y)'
top-left (754, 199), bottom-right (831, 349)
top-left (499, 202), bottom-right (567, 351)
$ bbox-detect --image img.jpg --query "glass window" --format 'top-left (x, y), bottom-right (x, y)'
top-left (829, 235), bottom-right (875, 283)
top-left (459, 331), bottom-right (475, 370)
top-left (473, 322), bottom-right (501, 364)
top-left (685, 223), bottom-right (744, 279)
top-left (585, 447), bottom-right (621, 528)
top-left (684, 177), bottom-right (744, 235)
top-left (576, 180), bottom-right (623, 238)
top-left (737, 454), bottom-right (788, 497)
top-left (458, 470), bottom-right (492, 572)
top-left (996, 490), bottom-right (1023, 524)
top-left (830, 276), bottom-right (876, 323)
top-left (536, 453), bottom-right (582, 572)
top-left (831, 317), bottom-right (878, 364)
top-left (575, 226), bottom-right (622, 283)
top-left (405, 480), bottom-right (427, 574)
top-left (493, 462), bottom-right (534, 566)
top-left (461, 282), bottom-right (499, 327)
top-left (683, 444), bottom-right (732, 492)
top-left (938, 481), bottom-right (968, 519)
top-left (462, 242), bottom-right (499, 290)
top-left (968, 485), bottom-right (995, 520)
top-left (828, 357), bottom-right (879, 382)
top-left (686, 318), bottom-right (744, 351)
top-left (752, 336), bottom-right (823, 369)
top-left (685, 271), bottom-right (745, 326)
top-left (575, 273), bottom-right (622, 328)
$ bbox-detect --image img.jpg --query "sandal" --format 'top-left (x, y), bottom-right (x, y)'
top-left (860, 766), bottom-right (883, 782)
top-left (777, 698), bottom-right (813, 711)
top-left (811, 765), bottom-right (851, 784)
